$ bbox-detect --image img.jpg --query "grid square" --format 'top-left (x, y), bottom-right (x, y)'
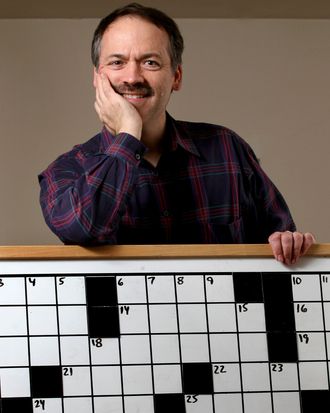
top-left (58, 306), bottom-right (88, 335)
top-left (295, 303), bottom-right (324, 331)
top-left (0, 277), bottom-right (25, 304)
top-left (124, 396), bottom-right (154, 413)
top-left (63, 397), bottom-right (93, 413)
top-left (153, 364), bottom-right (182, 393)
top-left (0, 337), bottom-right (28, 366)
top-left (214, 394), bottom-right (243, 413)
top-left (182, 363), bottom-right (213, 394)
top-left (60, 336), bottom-right (90, 365)
top-left (292, 274), bottom-right (321, 301)
top-left (0, 307), bottom-right (27, 336)
top-left (28, 306), bottom-right (58, 335)
top-left (87, 306), bottom-right (119, 338)
top-left (31, 365), bottom-right (63, 398)
top-left (32, 398), bottom-right (62, 412)
top-left (86, 276), bottom-right (118, 306)
top-left (270, 362), bottom-right (299, 390)
top-left (30, 336), bottom-right (60, 365)
top-left (185, 394), bottom-right (213, 413)
top-left (151, 334), bottom-right (180, 363)
top-left (213, 363), bottom-right (241, 392)
top-left (243, 393), bottom-right (272, 413)
top-left (94, 396), bottom-right (123, 413)
top-left (119, 305), bottom-right (149, 334)
top-left (239, 333), bottom-right (268, 361)
top-left (301, 390), bottom-right (330, 413)
top-left (175, 275), bottom-right (205, 302)
top-left (207, 303), bottom-right (237, 332)
top-left (122, 366), bottom-right (153, 395)
top-left (180, 334), bottom-right (209, 362)
top-left (205, 274), bottom-right (235, 302)
top-left (147, 275), bottom-right (176, 303)
top-left (237, 303), bottom-right (266, 331)
top-left (273, 392), bottom-right (301, 413)
top-left (120, 335), bottom-right (151, 364)
top-left (154, 394), bottom-right (185, 413)
top-left (322, 303), bottom-right (330, 330)
top-left (241, 363), bottom-right (270, 391)
top-left (210, 334), bottom-right (239, 362)
top-left (321, 275), bottom-right (330, 300)
top-left (0, 368), bottom-right (30, 397)
top-left (91, 338), bottom-right (120, 365)
top-left (62, 366), bottom-right (91, 396)
top-left (178, 304), bottom-right (207, 333)
top-left (57, 276), bottom-right (86, 304)
top-left (1, 398), bottom-right (33, 413)
top-left (116, 276), bottom-right (146, 304)
top-left (298, 332), bottom-right (326, 360)
top-left (26, 276), bottom-right (56, 304)
top-left (92, 366), bottom-right (122, 395)
top-left (149, 304), bottom-right (178, 333)
top-left (299, 362), bottom-right (328, 390)
top-left (233, 273), bottom-right (263, 303)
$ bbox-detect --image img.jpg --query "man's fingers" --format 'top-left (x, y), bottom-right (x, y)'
top-left (268, 231), bottom-right (316, 265)
top-left (301, 232), bottom-right (316, 255)
top-left (268, 231), bottom-right (285, 263)
top-left (280, 231), bottom-right (294, 264)
top-left (292, 231), bottom-right (304, 264)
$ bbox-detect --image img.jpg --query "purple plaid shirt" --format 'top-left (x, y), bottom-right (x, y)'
top-left (39, 114), bottom-right (295, 245)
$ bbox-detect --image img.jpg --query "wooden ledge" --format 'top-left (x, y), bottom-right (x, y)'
top-left (0, 244), bottom-right (329, 260)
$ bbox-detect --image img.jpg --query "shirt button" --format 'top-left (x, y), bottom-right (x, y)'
top-left (162, 210), bottom-right (170, 217)
top-left (135, 153), bottom-right (141, 161)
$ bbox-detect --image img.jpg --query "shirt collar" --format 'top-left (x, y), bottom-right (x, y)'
top-left (100, 114), bottom-right (201, 158)
top-left (166, 113), bottom-right (201, 157)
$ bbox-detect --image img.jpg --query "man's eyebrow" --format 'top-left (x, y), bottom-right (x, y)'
top-left (140, 52), bottom-right (162, 59)
top-left (105, 53), bottom-right (126, 60)
top-left (105, 52), bottom-right (163, 60)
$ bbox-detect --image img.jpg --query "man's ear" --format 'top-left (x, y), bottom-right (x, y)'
top-left (172, 64), bottom-right (183, 91)
top-left (93, 67), bottom-right (98, 88)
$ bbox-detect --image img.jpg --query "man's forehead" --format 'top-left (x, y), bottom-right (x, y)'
top-left (104, 15), bottom-right (167, 38)
top-left (100, 16), bottom-right (171, 57)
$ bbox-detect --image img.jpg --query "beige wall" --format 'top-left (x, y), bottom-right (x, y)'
top-left (0, 18), bottom-right (329, 245)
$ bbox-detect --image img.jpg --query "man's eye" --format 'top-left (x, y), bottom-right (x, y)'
top-left (109, 60), bottom-right (123, 67)
top-left (144, 60), bottom-right (160, 68)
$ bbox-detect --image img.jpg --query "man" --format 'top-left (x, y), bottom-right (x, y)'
top-left (39, 3), bottom-right (315, 264)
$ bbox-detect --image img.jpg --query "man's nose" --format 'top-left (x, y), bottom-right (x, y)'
top-left (122, 62), bottom-right (144, 84)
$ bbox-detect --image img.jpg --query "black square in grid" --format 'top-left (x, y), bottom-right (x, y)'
top-left (182, 363), bottom-right (213, 394)
top-left (87, 305), bottom-right (120, 338)
top-left (264, 299), bottom-right (296, 332)
top-left (233, 273), bottom-right (263, 302)
top-left (301, 390), bottom-right (330, 412)
top-left (30, 366), bottom-right (63, 398)
top-left (1, 398), bottom-right (33, 413)
top-left (85, 276), bottom-right (118, 306)
top-left (267, 331), bottom-right (298, 363)
top-left (154, 393), bottom-right (186, 413)
top-left (262, 273), bottom-right (293, 304)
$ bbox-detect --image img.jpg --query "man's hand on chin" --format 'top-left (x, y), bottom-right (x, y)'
top-left (94, 71), bottom-right (142, 139)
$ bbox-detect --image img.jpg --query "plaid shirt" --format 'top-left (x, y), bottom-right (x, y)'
top-left (39, 115), bottom-right (295, 245)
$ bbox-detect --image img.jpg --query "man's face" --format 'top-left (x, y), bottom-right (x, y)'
top-left (96, 16), bottom-right (182, 127)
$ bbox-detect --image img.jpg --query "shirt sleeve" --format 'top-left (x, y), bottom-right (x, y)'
top-left (236, 136), bottom-right (296, 242)
top-left (38, 132), bottom-right (146, 244)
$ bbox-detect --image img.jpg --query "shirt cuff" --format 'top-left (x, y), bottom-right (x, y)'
top-left (103, 131), bottom-right (147, 165)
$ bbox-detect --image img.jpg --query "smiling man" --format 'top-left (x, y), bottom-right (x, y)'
top-left (39, 3), bottom-right (315, 264)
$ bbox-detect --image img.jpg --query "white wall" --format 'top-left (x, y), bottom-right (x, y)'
top-left (0, 18), bottom-right (329, 244)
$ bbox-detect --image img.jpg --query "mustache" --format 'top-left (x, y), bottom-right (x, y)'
top-left (111, 82), bottom-right (154, 97)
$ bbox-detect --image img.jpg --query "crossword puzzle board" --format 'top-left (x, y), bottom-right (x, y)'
top-left (0, 245), bottom-right (329, 413)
